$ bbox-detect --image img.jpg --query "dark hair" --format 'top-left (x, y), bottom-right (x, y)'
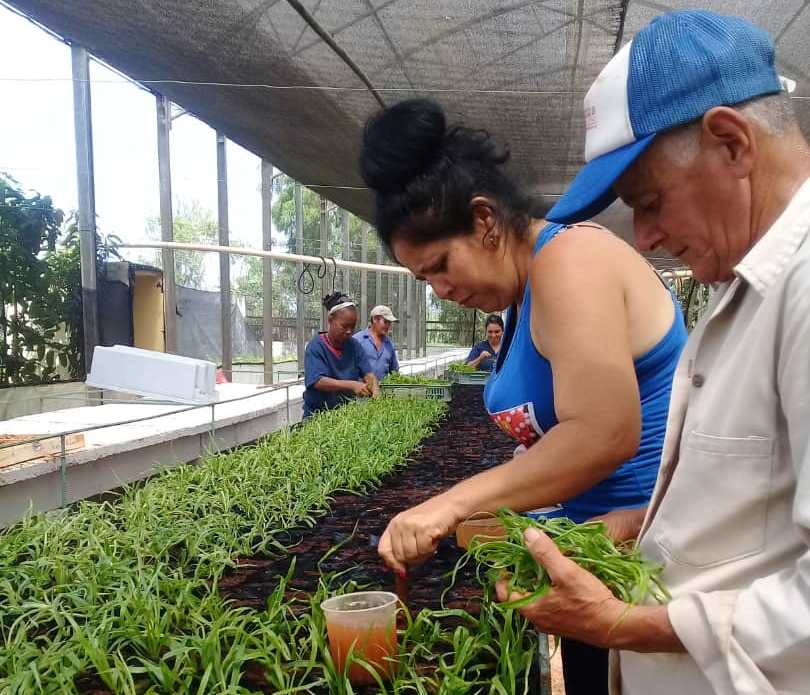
top-left (322, 291), bottom-right (356, 314)
top-left (360, 98), bottom-right (547, 250)
top-left (485, 314), bottom-right (504, 330)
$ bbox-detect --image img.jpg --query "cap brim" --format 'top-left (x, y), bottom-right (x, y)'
top-left (546, 134), bottom-right (656, 224)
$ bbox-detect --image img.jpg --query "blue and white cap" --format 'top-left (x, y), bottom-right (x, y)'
top-left (547, 10), bottom-right (784, 224)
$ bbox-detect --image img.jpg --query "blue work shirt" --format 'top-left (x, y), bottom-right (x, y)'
top-left (303, 333), bottom-right (372, 418)
top-left (353, 328), bottom-right (399, 381)
top-left (466, 340), bottom-right (499, 372)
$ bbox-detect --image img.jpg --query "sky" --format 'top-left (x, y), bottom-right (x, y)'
top-left (0, 4), bottom-right (268, 289)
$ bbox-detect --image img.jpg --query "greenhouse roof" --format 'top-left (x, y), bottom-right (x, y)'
top-left (9, 1), bottom-right (810, 269)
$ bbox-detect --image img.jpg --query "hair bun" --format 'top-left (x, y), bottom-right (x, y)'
top-left (322, 291), bottom-right (349, 311)
top-left (360, 99), bottom-right (446, 194)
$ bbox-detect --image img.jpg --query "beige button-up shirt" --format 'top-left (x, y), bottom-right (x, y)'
top-left (616, 179), bottom-right (810, 695)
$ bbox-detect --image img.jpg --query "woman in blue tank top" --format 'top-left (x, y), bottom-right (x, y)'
top-left (359, 99), bottom-right (686, 695)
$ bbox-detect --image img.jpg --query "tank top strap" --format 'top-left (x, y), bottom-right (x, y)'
top-left (533, 222), bottom-right (567, 256)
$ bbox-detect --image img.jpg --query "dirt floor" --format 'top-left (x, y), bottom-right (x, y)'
top-left (222, 385), bottom-right (565, 693)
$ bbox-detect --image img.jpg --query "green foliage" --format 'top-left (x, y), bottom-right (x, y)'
top-left (0, 398), bottom-right (452, 692)
top-left (382, 371), bottom-right (449, 386)
top-left (456, 508), bottom-right (669, 610)
top-left (146, 200), bottom-right (217, 289)
top-left (0, 175), bottom-right (67, 386)
top-left (448, 362), bottom-right (478, 374)
top-left (671, 277), bottom-right (711, 331)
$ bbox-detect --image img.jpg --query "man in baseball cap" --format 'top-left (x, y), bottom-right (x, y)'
top-left (353, 305), bottom-right (400, 381)
top-left (504, 10), bottom-right (810, 695)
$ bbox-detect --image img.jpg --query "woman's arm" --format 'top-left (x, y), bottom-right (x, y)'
top-left (314, 376), bottom-right (370, 396)
top-left (378, 234), bottom-right (642, 573)
top-left (467, 350), bottom-right (492, 369)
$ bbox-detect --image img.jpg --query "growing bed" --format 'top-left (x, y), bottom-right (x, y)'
top-left (0, 385), bottom-right (552, 694)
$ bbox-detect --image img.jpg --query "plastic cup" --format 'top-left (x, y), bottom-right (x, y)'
top-left (321, 591), bottom-right (398, 685)
top-left (455, 512), bottom-right (506, 550)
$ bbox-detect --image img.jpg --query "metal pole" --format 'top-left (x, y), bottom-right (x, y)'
top-left (422, 283), bottom-right (428, 357)
top-left (341, 208), bottom-right (351, 293)
top-left (320, 196), bottom-right (328, 329)
top-left (119, 240), bottom-right (411, 275)
top-left (360, 222), bottom-right (368, 327)
top-left (375, 243), bottom-right (382, 308)
top-left (295, 183), bottom-right (305, 375)
top-left (216, 132), bottom-right (232, 377)
top-left (156, 95), bottom-right (177, 353)
top-left (407, 275), bottom-right (416, 359)
top-left (398, 273), bottom-right (405, 358)
top-left (71, 45), bottom-right (99, 373)
top-left (261, 160), bottom-right (274, 385)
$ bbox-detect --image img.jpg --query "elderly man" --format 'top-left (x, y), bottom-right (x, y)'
top-left (499, 10), bottom-right (810, 695)
top-left (353, 304), bottom-right (400, 381)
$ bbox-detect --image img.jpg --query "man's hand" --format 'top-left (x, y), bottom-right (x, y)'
top-left (496, 527), bottom-right (626, 648)
top-left (496, 527), bottom-right (684, 653)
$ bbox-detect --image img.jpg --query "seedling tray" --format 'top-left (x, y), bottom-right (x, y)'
top-left (449, 370), bottom-right (490, 385)
top-left (380, 381), bottom-right (452, 401)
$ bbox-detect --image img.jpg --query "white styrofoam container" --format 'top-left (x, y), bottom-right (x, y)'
top-left (86, 346), bottom-right (217, 404)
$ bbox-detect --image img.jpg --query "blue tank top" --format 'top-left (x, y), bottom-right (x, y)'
top-left (484, 223), bottom-right (687, 523)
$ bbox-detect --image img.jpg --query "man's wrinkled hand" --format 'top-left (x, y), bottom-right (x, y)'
top-left (495, 527), bottom-right (627, 648)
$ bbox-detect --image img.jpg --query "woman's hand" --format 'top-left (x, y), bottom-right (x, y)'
top-left (588, 506), bottom-right (648, 545)
top-left (378, 496), bottom-right (462, 576)
top-left (351, 381), bottom-right (372, 397)
top-left (365, 373), bottom-right (380, 398)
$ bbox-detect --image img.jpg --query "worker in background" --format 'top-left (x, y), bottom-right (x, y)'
top-left (360, 97), bottom-right (687, 695)
top-left (353, 305), bottom-right (400, 381)
top-left (465, 314), bottom-right (504, 371)
top-left (302, 291), bottom-right (379, 418)
top-left (496, 10), bottom-right (810, 695)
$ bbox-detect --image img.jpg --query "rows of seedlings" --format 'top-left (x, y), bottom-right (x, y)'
top-left (0, 386), bottom-right (550, 695)
top-left (219, 385), bottom-right (546, 693)
top-left (0, 397), bottom-right (449, 693)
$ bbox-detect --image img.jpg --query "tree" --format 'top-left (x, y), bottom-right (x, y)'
top-left (146, 201), bottom-right (217, 288)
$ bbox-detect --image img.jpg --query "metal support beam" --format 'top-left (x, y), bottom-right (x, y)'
top-left (295, 182), bottom-right (305, 375)
top-left (407, 274), bottom-right (416, 359)
top-left (398, 273), bottom-right (405, 357)
top-left (216, 133), bottom-right (232, 377)
top-left (71, 45), bottom-right (99, 373)
top-left (261, 160), bottom-right (274, 385)
top-left (156, 94), bottom-right (177, 353)
top-left (375, 244), bottom-right (382, 309)
top-left (360, 222), bottom-right (368, 326)
top-left (320, 196), bottom-right (328, 329)
top-left (341, 209), bottom-right (351, 294)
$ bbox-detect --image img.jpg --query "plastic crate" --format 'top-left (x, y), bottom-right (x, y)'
top-left (380, 382), bottom-right (452, 402)
top-left (448, 370), bottom-right (490, 385)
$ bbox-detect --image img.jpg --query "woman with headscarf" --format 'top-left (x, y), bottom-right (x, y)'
top-left (302, 291), bottom-right (379, 418)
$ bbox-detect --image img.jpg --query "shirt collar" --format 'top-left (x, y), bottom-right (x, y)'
top-left (362, 328), bottom-right (389, 345)
top-left (735, 177), bottom-right (810, 295)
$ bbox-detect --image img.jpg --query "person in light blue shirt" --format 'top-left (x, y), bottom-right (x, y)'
top-left (303, 292), bottom-right (379, 418)
top-left (353, 304), bottom-right (400, 381)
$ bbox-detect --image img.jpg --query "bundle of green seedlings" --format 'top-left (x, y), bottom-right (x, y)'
top-left (454, 509), bottom-right (669, 610)
top-left (382, 371), bottom-right (450, 386)
top-left (447, 362), bottom-right (478, 374)
top-left (0, 398), bottom-right (447, 693)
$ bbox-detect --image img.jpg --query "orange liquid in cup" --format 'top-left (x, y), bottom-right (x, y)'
top-left (326, 621), bottom-right (397, 685)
